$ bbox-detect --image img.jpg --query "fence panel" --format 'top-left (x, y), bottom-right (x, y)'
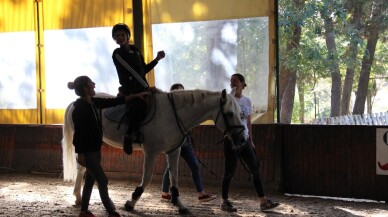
top-left (1, 124), bottom-right (388, 201)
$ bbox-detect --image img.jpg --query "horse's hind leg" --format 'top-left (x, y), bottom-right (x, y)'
top-left (73, 165), bottom-right (86, 206)
top-left (124, 153), bottom-right (157, 212)
top-left (167, 148), bottom-right (189, 214)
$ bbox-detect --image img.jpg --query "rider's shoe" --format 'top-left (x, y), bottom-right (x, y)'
top-left (123, 135), bottom-right (133, 155)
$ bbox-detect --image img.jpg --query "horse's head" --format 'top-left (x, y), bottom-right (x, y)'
top-left (214, 89), bottom-right (247, 150)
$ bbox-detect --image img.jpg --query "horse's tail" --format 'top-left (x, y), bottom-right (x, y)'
top-left (61, 103), bottom-right (78, 182)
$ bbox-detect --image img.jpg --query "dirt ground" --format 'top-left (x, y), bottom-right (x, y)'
top-left (1, 171), bottom-right (388, 217)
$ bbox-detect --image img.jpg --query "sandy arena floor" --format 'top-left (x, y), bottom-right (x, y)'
top-left (1, 171), bottom-right (388, 217)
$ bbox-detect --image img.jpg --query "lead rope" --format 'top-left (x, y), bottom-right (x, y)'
top-left (165, 92), bottom-right (188, 154)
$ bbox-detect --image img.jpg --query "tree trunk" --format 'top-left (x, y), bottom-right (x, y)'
top-left (297, 78), bottom-right (305, 123)
top-left (321, 5), bottom-right (342, 117)
top-left (353, 0), bottom-right (385, 114)
top-left (340, 1), bottom-right (363, 115)
top-left (280, 70), bottom-right (297, 124)
top-left (279, 0), bottom-right (304, 124)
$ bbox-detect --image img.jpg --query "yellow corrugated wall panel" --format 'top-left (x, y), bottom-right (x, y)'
top-left (150, 0), bottom-right (270, 23)
top-left (43, 0), bottom-right (132, 30)
top-left (0, 110), bottom-right (38, 124)
top-left (0, 0), bottom-right (39, 124)
top-left (45, 109), bottom-right (65, 124)
top-left (0, 0), bottom-right (35, 32)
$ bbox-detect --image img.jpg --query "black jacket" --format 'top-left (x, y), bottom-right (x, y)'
top-left (72, 97), bottom-right (125, 153)
top-left (112, 45), bottom-right (158, 94)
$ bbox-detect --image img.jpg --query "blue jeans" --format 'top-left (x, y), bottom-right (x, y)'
top-left (162, 139), bottom-right (203, 193)
top-left (221, 138), bottom-right (265, 199)
top-left (80, 151), bottom-right (115, 214)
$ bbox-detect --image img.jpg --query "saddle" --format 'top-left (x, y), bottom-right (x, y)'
top-left (104, 92), bottom-right (156, 127)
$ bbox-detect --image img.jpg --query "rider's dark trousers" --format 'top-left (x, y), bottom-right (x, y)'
top-left (81, 151), bottom-right (116, 214)
top-left (125, 98), bottom-right (146, 135)
top-left (221, 138), bottom-right (265, 199)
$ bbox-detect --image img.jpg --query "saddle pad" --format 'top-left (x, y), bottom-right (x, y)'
top-left (105, 104), bottom-right (126, 123)
top-left (104, 93), bottom-right (156, 125)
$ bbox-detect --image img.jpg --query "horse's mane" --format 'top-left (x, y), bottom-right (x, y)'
top-left (94, 89), bottom-right (220, 108)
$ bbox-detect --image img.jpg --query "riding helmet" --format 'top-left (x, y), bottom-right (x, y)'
top-left (112, 23), bottom-right (131, 38)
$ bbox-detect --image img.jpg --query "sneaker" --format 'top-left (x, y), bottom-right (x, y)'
top-left (220, 200), bottom-right (237, 212)
top-left (78, 211), bottom-right (96, 217)
top-left (161, 194), bottom-right (171, 202)
top-left (123, 135), bottom-right (133, 155)
top-left (260, 199), bottom-right (280, 211)
top-left (198, 193), bottom-right (216, 202)
top-left (108, 211), bottom-right (121, 217)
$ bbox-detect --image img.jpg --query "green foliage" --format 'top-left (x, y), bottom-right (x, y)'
top-left (279, 0), bottom-right (388, 122)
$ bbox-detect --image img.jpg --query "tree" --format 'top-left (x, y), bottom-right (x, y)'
top-left (353, 0), bottom-right (388, 114)
top-left (320, 0), bottom-right (344, 117)
top-left (279, 0), bottom-right (305, 123)
top-left (340, 0), bottom-right (364, 115)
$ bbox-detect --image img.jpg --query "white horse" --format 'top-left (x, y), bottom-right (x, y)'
top-left (62, 89), bottom-right (246, 214)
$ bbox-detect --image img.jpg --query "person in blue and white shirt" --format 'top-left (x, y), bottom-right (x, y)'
top-left (220, 73), bottom-right (280, 213)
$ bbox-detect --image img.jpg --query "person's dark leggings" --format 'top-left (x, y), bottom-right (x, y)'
top-left (125, 98), bottom-right (146, 135)
top-left (81, 151), bottom-right (115, 214)
top-left (221, 138), bottom-right (265, 199)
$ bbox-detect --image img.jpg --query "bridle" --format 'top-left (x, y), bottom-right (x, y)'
top-left (167, 91), bottom-right (246, 152)
top-left (214, 96), bottom-right (245, 147)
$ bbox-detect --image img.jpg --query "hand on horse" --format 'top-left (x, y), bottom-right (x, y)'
top-left (134, 92), bottom-right (150, 101)
top-left (124, 92), bottom-right (149, 102)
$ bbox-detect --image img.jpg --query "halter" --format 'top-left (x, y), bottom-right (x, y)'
top-left (167, 91), bottom-right (245, 152)
top-left (214, 96), bottom-right (245, 148)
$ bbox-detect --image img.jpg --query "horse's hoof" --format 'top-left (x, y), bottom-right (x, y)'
top-left (124, 200), bottom-right (134, 211)
top-left (178, 207), bottom-right (190, 215)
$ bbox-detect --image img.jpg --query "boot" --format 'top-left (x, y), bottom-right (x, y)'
top-left (123, 134), bottom-right (133, 155)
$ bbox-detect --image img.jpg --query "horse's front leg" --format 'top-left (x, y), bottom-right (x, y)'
top-left (73, 165), bottom-right (86, 206)
top-left (124, 153), bottom-right (158, 212)
top-left (167, 148), bottom-right (189, 214)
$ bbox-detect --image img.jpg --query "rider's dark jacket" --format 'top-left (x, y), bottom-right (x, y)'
top-left (112, 45), bottom-right (159, 94)
top-left (72, 97), bottom-right (125, 153)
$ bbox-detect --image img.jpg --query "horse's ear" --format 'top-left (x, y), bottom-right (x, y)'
top-left (221, 89), bottom-right (226, 104)
top-left (230, 87), bottom-right (236, 97)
